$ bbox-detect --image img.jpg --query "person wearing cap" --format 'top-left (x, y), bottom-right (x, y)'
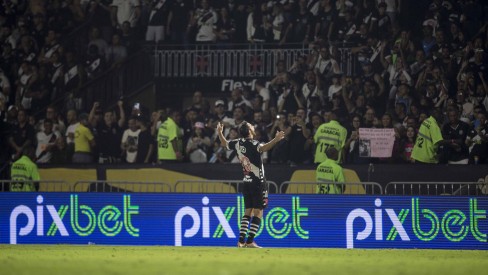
top-left (185, 121), bottom-right (211, 163)
top-left (72, 113), bottom-right (96, 163)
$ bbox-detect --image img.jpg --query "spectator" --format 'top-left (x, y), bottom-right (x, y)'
top-left (135, 115), bottom-right (154, 163)
top-left (186, 121), bottom-right (211, 163)
top-left (255, 79), bottom-right (270, 111)
top-left (467, 110), bottom-right (488, 164)
top-left (35, 119), bottom-right (58, 163)
top-left (37, 105), bottom-right (65, 135)
top-left (15, 62), bottom-right (37, 111)
top-left (93, 101), bottom-right (126, 164)
top-left (145, 0), bottom-right (171, 44)
top-left (402, 125), bottom-right (417, 163)
top-left (86, 0), bottom-right (114, 43)
top-left (72, 113), bottom-right (96, 163)
top-left (50, 136), bottom-right (71, 164)
top-left (28, 65), bottom-right (51, 114)
top-left (277, 79), bottom-right (305, 115)
top-left (215, 6), bottom-right (235, 45)
top-left (314, 0), bottom-right (336, 42)
top-left (84, 45), bottom-right (106, 80)
top-left (87, 27), bottom-right (109, 58)
top-left (167, 0), bottom-right (193, 45)
top-left (268, 113), bottom-right (290, 164)
top-left (111, 0), bottom-right (141, 29)
top-left (189, 0), bottom-right (218, 43)
top-left (286, 107), bottom-right (312, 166)
top-left (8, 109), bottom-right (36, 161)
top-left (441, 108), bottom-right (471, 164)
top-left (105, 33), bottom-right (128, 68)
top-left (121, 116), bottom-right (140, 163)
top-left (311, 45), bottom-right (341, 81)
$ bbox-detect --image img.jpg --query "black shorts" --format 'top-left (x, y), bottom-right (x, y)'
top-left (242, 180), bottom-right (269, 209)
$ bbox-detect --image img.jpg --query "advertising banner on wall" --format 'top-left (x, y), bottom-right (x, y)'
top-left (0, 193), bottom-right (486, 249)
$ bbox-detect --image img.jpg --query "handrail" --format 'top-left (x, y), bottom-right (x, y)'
top-left (0, 180), bottom-right (70, 192)
top-left (73, 180), bottom-right (172, 193)
top-left (280, 181), bottom-right (383, 195)
top-left (175, 180), bottom-right (279, 194)
top-left (385, 182), bottom-right (487, 196)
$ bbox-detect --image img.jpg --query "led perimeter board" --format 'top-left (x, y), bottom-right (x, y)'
top-left (0, 193), bottom-right (486, 249)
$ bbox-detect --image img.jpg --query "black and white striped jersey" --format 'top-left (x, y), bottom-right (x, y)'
top-left (227, 138), bottom-right (265, 183)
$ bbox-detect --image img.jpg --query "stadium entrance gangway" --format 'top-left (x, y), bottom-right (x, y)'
top-left (280, 181), bottom-right (383, 195)
top-left (0, 180), bottom-right (71, 192)
top-left (385, 181), bottom-right (488, 196)
top-left (73, 180), bottom-right (172, 193)
top-left (174, 180), bottom-right (279, 194)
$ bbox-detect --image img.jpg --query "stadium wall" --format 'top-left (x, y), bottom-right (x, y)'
top-left (35, 163), bottom-right (488, 191)
top-left (1, 193), bottom-right (486, 249)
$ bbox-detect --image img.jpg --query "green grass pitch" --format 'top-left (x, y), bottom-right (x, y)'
top-left (1, 245), bottom-right (486, 275)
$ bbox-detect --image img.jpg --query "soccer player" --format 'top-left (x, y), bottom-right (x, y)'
top-left (411, 108), bottom-right (447, 164)
top-left (316, 147), bottom-right (344, 194)
top-left (10, 146), bottom-right (40, 192)
top-left (216, 121), bottom-right (285, 248)
top-left (313, 110), bottom-right (347, 164)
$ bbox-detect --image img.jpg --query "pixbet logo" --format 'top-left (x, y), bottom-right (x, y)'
top-left (174, 196), bottom-right (309, 246)
top-left (346, 198), bottom-right (487, 248)
top-left (9, 195), bottom-right (140, 244)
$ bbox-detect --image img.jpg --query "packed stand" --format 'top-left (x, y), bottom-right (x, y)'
top-left (1, 0), bottom-right (488, 168)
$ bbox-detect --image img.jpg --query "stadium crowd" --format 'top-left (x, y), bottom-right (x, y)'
top-left (1, 0), bottom-right (488, 169)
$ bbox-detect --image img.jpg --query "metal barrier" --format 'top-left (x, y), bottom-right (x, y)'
top-left (385, 182), bottom-right (488, 196)
top-left (280, 181), bottom-right (383, 195)
top-left (73, 181), bottom-right (172, 193)
top-left (0, 180), bottom-right (71, 192)
top-left (175, 180), bottom-right (279, 194)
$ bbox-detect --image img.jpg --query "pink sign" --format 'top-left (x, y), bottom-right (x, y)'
top-left (358, 128), bottom-right (396, 158)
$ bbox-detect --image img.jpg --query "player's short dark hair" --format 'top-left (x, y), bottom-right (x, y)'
top-left (238, 121), bottom-right (251, 138)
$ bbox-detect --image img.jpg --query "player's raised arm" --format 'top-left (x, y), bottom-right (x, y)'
top-left (259, 130), bottom-right (285, 152)
top-left (216, 122), bottom-right (228, 148)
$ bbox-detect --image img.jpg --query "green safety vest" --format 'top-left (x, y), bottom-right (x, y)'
top-left (315, 158), bottom-right (345, 194)
top-left (157, 117), bottom-right (179, 160)
top-left (411, 116), bottom-right (443, 163)
top-left (10, 156), bottom-right (40, 192)
top-left (313, 120), bottom-right (347, 163)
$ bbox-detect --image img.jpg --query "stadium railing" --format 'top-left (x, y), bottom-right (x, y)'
top-left (150, 42), bottom-right (357, 78)
top-left (0, 180), bottom-right (71, 192)
top-left (280, 181), bottom-right (383, 195)
top-left (384, 182), bottom-right (488, 196)
top-left (73, 181), bottom-right (172, 193)
top-left (174, 180), bottom-right (279, 194)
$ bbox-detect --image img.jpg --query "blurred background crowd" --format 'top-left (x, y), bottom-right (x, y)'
top-left (0, 0), bottom-right (487, 168)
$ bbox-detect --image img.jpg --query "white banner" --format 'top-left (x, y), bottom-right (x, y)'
top-left (358, 128), bottom-right (396, 158)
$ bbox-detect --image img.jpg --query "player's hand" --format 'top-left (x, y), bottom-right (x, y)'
top-left (216, 122), bottom-right (224, 133)
top-left (275, 130), bottom-right (285, 140)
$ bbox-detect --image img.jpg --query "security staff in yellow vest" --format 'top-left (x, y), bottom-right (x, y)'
top-left (10, 146), bottom-right (40, 192)
top-left (316, 147), bottom-right (344, 194)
